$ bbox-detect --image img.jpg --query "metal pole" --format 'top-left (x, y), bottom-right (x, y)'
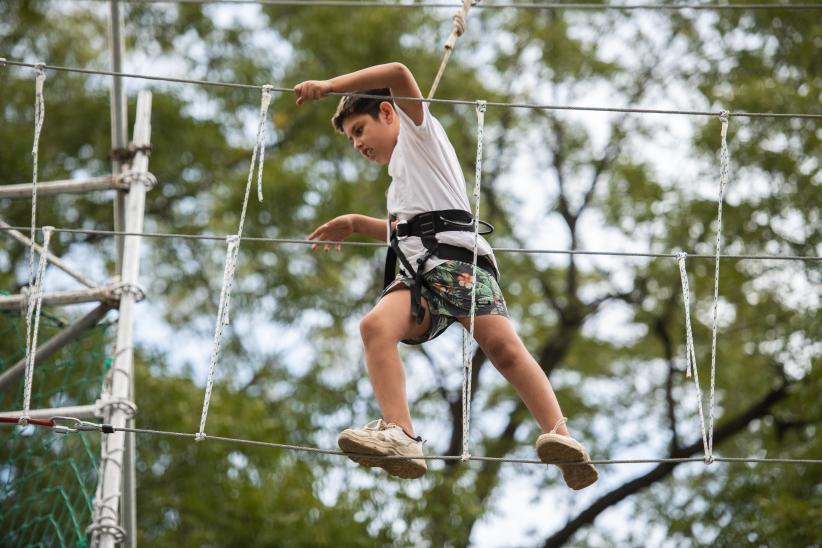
top-left (0, 404), bottom-right (97, 420)
top-left (110, 0), bottom-right (128, 276)
top-left (0, 176), bottom-right (129, 199)
top-left (92, 91), bottom-right (151, 548)
top-left (0, 288), bottom-right (116, 310)
top-left (0, 218), bottom-right (100, 288)
top-left (108, 4), bottom-right (137, 544)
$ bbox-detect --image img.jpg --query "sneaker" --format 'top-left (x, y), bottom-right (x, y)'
top-left (535, 418), bottom-right (598, 490)
top-left (338, 419), bottom-right (427, 479)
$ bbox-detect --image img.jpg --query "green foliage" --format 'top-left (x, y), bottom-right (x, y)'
top-left (1, 1), bottom-right (819, 546)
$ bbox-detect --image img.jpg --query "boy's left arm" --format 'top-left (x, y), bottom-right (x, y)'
top-left (294, 63), bottom-right (424, 125)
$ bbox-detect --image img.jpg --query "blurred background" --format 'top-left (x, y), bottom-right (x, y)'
top-left (0, 0), bottom-right (820, 546)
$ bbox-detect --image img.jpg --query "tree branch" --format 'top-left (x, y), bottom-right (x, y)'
top-left (542, 382), bottom-right (790, 547)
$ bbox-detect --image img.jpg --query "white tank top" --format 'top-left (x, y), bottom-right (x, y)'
top-left (386, 104), bottom-right (497, 276)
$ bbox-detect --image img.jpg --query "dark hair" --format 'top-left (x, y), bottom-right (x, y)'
top-left (331, 88), bottom-right (394, 133)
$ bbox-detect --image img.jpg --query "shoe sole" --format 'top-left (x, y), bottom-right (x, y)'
top-left (536, 434), bottom-right (598, 490)
top-left (338, 431), bottom-right (427, 479)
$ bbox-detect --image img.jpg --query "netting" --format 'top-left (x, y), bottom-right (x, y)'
top-left (0, 300), bottom-right (113, 547)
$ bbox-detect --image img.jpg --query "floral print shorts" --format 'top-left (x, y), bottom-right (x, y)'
top-left (381, 260), bottom-right (509, 345)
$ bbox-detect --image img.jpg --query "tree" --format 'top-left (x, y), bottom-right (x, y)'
top-left (1, 1), bottom-right (818, 545)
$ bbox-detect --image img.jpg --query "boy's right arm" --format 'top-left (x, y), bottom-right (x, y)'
top-left (308, 214), bottom-right (390, 251)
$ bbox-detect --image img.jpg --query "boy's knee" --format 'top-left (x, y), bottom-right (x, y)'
top-left (484, 337), bottom-right (521, 370)
top-left (360, 312), bottom-right (393, 344)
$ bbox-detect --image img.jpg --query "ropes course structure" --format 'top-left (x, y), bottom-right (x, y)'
top-left (1, 0), bottom-right (820, 545)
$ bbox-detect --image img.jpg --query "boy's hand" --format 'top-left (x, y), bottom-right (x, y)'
top-left (294, 80), bottom-right (333, 106)
top-left (308, 215), bottom-right (354, 251)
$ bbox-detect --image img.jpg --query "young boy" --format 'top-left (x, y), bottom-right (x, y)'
top-left (296, 62), bottom-right (597, 490)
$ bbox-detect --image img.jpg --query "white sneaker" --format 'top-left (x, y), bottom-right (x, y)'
top-left (338, 419), bottom-right (427, 479)
top-left (535, 418), bottom-right (598, 490)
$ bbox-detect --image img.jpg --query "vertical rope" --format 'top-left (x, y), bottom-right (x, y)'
top-left (197, 86), bottom-right (272, 439)
top-left (675, 252), bottom-right (710, 460)
top-left (20, 64), bottom-right (47, 426)
top-left (707, 110), bottom-right (731, 458)
top-left (197, 235), bottom-right (240, 440)
top-left (461, 100), bottom-right (486, 461)
top-left (20, 226), bottom-right (54, 425)
top-left (428, 0), bottom-right (475, 99)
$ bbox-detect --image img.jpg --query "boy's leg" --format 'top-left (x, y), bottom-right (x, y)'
top-left (462, 314), bottom-right (598, 489)
top-left (359, 287), bottom-right (431, 437)
top-left (460, 314), bottom-right (567, 435)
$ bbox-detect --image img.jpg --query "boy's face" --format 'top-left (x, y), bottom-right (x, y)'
top-left (341, 102), bottom-right (400, 166)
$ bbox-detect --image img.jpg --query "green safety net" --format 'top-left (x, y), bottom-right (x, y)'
top-left (0, 303), bottom-right (113, 548)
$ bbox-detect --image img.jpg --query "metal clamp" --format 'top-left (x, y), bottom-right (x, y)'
top-left (51, 416), bottom-right (114, 434)
top-left (86, 522), bottom-right (127, 544)
top-left (109, 281), bottom-right (146, 302)
top-left (121, 170), bottom-right (158, 190)
top-left (97, 396), bottom-right (138, 419)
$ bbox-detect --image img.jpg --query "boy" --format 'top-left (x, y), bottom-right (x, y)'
top-left (295, 62), bottom-right (597, 489)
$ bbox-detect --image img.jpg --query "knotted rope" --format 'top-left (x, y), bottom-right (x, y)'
top-left (461, 100), bottom-right (487, 461)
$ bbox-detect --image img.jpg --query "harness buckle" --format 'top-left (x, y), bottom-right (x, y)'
top-left (395, 220), bottom-right (409, 240)
top-left (417, 212), bottom-right (436, 238)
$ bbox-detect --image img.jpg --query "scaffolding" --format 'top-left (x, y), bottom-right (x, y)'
top-left (0, 3), bottom-right (147, 545)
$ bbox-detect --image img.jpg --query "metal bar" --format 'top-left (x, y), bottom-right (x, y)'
top-left (0, 304), bottom-right (112, 392)
top-left (95, 90), bottom-right (151, 548)
top-left (0, 176), bottom-right (128, 199)
top-left (0, 218), bottom-right (100, 289)
top-left (110, 0), bottom-right (128, 279)
top-left (107, 5), bottom-right (136, 542)
top-left (0, 288), bottom-right (115, 310)
top-left (0, 404), bottom-right (97, 420)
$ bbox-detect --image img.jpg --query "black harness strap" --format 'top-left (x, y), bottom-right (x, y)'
top-left (383, 209), bottom-right (495, 324)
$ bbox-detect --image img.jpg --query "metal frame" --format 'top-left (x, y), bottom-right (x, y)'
top-left (1, 5), bottom-right (146, 543)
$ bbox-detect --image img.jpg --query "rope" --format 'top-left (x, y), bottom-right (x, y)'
top-left (21, 64), bottom-right (48, 427)
top-left (706, 110), bottom-right (731, 461)
top-left (20, 226), bottom-right (54, 426)
top-left (676, 252), bottom-right (710, 461)
top-left (4, 60), bottom-right (822, 120)
top-left (65, 0), bottom-right (822, 11)
top-left (460, 100), bottom-right (487, 461)
top-left (197, 236), bottom-right (240, 441)
top-left (197, 85), bottom-right (272, 440)
top-left (429, 0), bottom-right (474, 99)
top-left (1, 225), bottom-right (819, 262)
top-left (12, 417), bottom-right (822, 466)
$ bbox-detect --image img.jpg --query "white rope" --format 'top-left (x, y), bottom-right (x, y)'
top-left (461, 100), bottom-right (487, 461)
top-left (20, 226), bottom-right (54, 426)
top-left (197, 86), bottom-right (272, 439)
top-left (707, 110), bottom-right (731, 458)
top-left (20, 64), bottom-right (47, 427)
top-left (197, 235), bottom-right (240, 440)
top-left (675, 252), bottom-right (710, 460)
top-left (429, 0), bottom-right (475, 99)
